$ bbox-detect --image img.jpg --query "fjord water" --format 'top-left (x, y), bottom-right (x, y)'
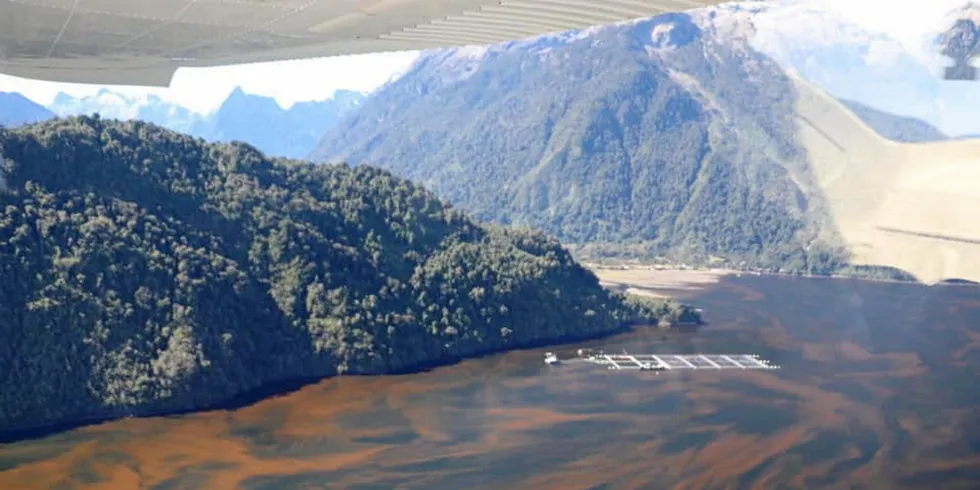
top-left (1, 275), bottom-right (979, 489)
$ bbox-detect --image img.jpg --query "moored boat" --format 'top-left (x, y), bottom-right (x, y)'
top-left (544, 352), bottom-right (560, 365)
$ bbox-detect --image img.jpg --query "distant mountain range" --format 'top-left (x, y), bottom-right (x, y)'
top-left (4, 0), bottom-right (976, 285)
top-left (48, 89), bottom-right (201, 133)
top-left (0, 92), bottom-right (55, 127)
top-left (314, 2), bottom-right (980, 283)
top-left (197, 87), bottom-right (364, 160)
top-left (46, 87), bottom-right (365, 159)
top-left (839, 99), bottom-right (948, 143)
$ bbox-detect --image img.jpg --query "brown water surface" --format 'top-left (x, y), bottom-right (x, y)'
top-left (2, 275), bottom-right (979, 489)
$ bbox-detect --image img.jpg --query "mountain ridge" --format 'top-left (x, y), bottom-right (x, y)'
top-left (839, 99), bottom-right (947, 142)
top-left (316, 9), bottom-right (836, 267)
top-left (46, 87), bottom-right (366, 159)
top-left (0, 92), bottom-right (56, 127)
top-left (196, 87), bottom-right (364, 159)
top-left (314, 4), bottom-right (980, 283)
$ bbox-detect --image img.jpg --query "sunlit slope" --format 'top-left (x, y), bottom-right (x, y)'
top-left (791, 73), bottom-right (980, 283)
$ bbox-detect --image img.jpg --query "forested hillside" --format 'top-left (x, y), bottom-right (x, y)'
top-left (313, 10), bottom-right (845, 272)
top-left (0, 116), bottom-right (694, 433)
top-left (313, 7), bottom-right (960, 277)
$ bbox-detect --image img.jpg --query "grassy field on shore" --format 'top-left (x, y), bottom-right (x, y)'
top-left (589, 264), bottom-right (979, 301)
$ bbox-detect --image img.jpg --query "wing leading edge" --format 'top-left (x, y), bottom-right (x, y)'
top-left (0, 0), bottom-right (726, 86)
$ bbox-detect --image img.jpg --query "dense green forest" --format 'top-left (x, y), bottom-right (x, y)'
top-left (0, 116), bottom-right (696, 432)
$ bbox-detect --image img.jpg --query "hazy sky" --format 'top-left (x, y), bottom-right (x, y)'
top-left (0, 0), bottom-right (967, 113)
top-left (813, 0), bottom-right (969, 62)
top-left (0, 51), bottom-right (421, 114)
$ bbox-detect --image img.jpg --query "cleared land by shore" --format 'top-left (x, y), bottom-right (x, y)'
top-left (590, 265), bottom-right (980, 301)
top-left (590, 267), bottom-right (730, 299)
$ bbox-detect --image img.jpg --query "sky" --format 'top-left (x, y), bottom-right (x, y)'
top-left (0, 50), bottom-right (421, 114)
top-left (0, 0), bottom-right (970, 113)
top-left (813, 0), bottom-right (972, 64)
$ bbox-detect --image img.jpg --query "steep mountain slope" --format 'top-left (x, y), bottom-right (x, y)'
top-left (0, 92), bottom-right (55, 127)
top-left (0, 116), bottom-right (690, 433)
top-left (315, 4), bottom-right (980, 283)
top-left (315, 8), bottom-right (844, 273)
top-left (48, 88), bottom-right (364, 159)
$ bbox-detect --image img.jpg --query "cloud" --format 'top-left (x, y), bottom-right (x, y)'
top-left (813, 0), bottom-right (969, 59)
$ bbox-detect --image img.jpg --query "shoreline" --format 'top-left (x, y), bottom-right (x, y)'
top-left (7, 269), bottom-right (966, 445)
top-left (0, 318), bottom-right (692, 445)
top-left (593, 268), bottom-right (726, 299)
top-left (588, 264), bottom-right (980, 289)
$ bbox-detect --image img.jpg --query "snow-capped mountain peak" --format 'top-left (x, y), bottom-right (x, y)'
top-left (49, 89), bottom-right (181, 121)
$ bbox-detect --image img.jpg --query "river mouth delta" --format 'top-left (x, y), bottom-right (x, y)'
top-left (1, 270), bottom-right (979, 489)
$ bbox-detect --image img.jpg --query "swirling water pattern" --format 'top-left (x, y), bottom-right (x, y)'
top-left (1, 275), bottom-right (979, 489)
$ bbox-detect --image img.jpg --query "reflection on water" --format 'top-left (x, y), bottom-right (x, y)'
top-left (2, 275), bottom-right (980, 489)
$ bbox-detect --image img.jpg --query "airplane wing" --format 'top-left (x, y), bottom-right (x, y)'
top-left (0, 0), bottom-right (727, 86)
